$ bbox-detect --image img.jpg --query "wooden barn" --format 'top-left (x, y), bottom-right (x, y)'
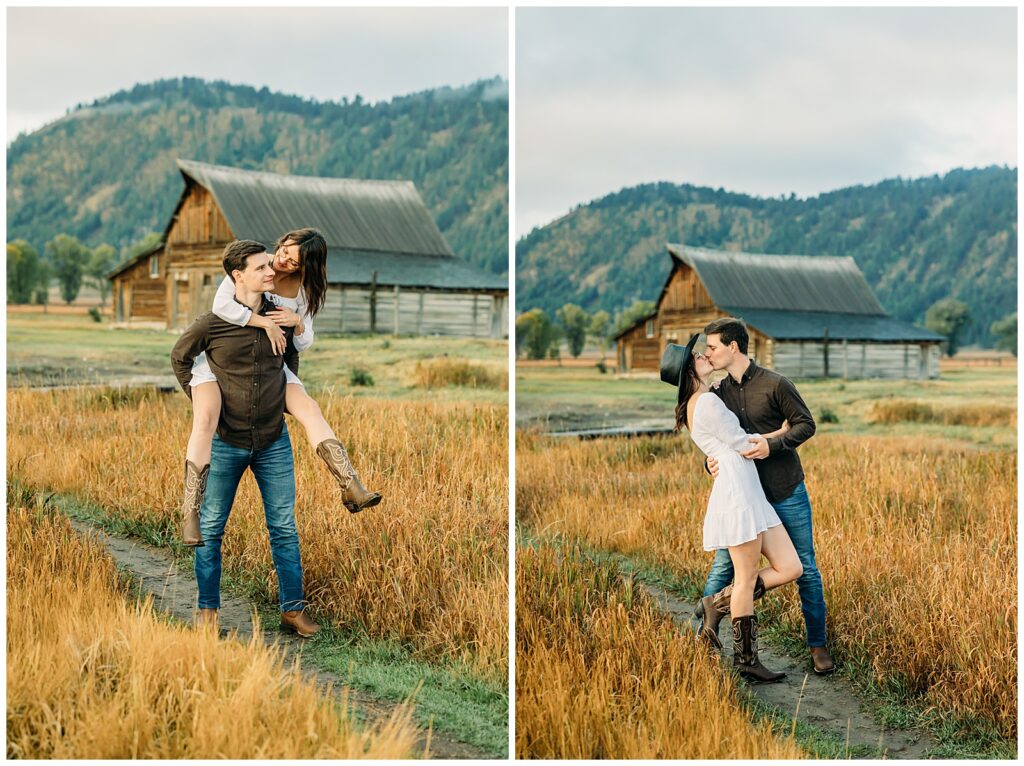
top-left (109, 159), bottom-right (508, 338)
top-left (615, 244), bottom-right (944, 380)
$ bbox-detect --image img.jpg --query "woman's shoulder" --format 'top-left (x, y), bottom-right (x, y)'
top-left (692, 392), bottom-right (722, 411)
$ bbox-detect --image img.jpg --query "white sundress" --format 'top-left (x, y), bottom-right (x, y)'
top-left (189, 275), bottom-right (313, 389)
top-left (689, 393), bottom-right (782, 551)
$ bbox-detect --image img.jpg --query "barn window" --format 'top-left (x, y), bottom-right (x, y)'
top-left (645, 319), bottom-right (655, 338)
top-left (150, 254), bottom-right (160, 278)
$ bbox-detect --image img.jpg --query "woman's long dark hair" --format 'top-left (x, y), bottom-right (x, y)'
top-left (673, 360), bottom-right (702, 432)
top-left (277, 228), bottom-right (328, 320)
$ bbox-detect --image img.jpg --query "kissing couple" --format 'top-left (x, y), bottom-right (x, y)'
top-left (662, 317), bottom-right (834, 681)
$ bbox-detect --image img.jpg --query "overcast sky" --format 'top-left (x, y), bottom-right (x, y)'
top-left (6, 6), bottom-right (508, 142)
top-left (516, 7), bottom-right (1017, 236)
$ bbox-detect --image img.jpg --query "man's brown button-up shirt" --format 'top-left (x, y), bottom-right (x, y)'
top-left (712, 359), bottom-right (816, 503)
top-left (171, 295), bottom-right (298, 451)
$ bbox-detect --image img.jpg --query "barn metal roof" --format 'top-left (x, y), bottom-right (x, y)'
top-left (177, 159), bottom-right (454, 257)
top-left (667, 244), bottom-right (887, 315)
top-left (325, 249), bottom-right (507, 291)
top-left (724, 308), bottom-right (944, 342)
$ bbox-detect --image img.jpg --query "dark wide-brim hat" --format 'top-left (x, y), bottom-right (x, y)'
top-left (660, 333), bottom-right (701, 407)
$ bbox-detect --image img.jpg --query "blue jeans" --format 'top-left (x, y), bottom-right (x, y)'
top-left (195, 426), bottom-right (305, 612)
top-left (703, 482), bottom-right (827, 647)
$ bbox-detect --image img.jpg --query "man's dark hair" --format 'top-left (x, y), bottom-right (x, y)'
top-left (222, 240), bottom-right (268, 277)
top-left (704, 317), bottom-right (749, 354)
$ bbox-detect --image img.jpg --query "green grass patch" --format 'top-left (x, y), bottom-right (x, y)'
top-left (7, 309), bottom-right (508, 404)
top-left (515, 363), bottom-right (1016, 448)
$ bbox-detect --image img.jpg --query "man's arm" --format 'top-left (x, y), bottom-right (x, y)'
top-left (767, 377), bottom-right (816, 453)
top-left (170, 316), bottom-right (211, 399)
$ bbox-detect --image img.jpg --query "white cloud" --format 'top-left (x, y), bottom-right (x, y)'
top-left (6, 7), bottom-right (507, 141)
top-left (516, 6), bottom-right (1016, 236)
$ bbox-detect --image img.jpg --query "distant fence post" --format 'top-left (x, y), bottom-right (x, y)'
top-left (823, 327), bottom-right (830, 378)
top-left (369, 270), bottom-right (378, 334)
top-left (393, 285), bottom-right (400, 336)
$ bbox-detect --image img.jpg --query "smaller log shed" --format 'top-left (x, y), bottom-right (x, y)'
top-left (615, 244), bottom-right (944, 380)
top-left (109, 159), bottom-right (509, 338)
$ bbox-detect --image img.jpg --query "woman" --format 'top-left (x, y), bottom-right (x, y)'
top-left (181, 228), bottom-right (383, 548)
top-left (662, 334), bottom-right (801, 683)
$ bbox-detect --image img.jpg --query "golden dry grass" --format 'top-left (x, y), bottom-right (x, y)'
top-left (515, 540), bottom-right (805, 759)
top-left (867, 398), bottom-right (1017, 428)
top-left (6, 500), bottom-right (418, 759)
top-left (412, 358), bottom-right (508, 390)
top-left (516, 431), bottom-right (1017, 738)
top-left (7, 388), bottom-right (508, 681)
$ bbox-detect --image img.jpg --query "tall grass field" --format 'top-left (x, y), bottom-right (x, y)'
top-left (6, 495), bottom-right (418, 758)
top-left (516, 539), bottom-right (805, 759)
top-left (516, 429), bottom-right (1017, 744)
top-left (8, 387), bottom-right (509, 683)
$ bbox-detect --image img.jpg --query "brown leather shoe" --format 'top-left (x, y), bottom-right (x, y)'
top-left (280, 610), bottom-right (321, 638)
top-left (181, 460), bottom-right (209, 547)
top-left (195, 608), bottom-right (218, 631)
top-left (810, 645), bottom-right (835, 675)
top-left (315, 438), bottom-right (383, 514)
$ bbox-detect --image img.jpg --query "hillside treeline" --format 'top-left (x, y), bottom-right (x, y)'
top-left (7, 76), bottom-right (508, 276)
top-left (516, 167), bottom-right (1016, 347)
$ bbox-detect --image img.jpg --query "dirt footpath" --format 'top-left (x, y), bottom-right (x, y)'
top-left (641, 583), bottom-right (937, 759)
top-left (68, 520), bottom-right (491, 760)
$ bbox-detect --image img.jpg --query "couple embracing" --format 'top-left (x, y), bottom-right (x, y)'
top-left (171, 230), bottom-right (384, 638)
top-left (662, 317), bottom-right (834, 682)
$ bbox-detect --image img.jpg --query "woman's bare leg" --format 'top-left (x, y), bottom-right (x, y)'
top-left (186, 382), bottom-right (221, 467)
top-left (727, 536), bottom-right (763, 618)
top-left (757, 524), bottom-right (803, 590)
top-left (284, 383), bottom-right (335, 446)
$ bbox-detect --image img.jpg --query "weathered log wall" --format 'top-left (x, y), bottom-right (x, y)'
top-left (319, 287), bottom-right (507, 338)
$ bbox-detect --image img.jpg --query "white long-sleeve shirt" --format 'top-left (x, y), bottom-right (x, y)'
top-left (212, 275), bottom-right (315, 352)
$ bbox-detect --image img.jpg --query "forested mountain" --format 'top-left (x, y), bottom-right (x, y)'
top-left (7, 76), bottom-right (508, 275)
top-left (517, 167), bottom-right (1016, 346)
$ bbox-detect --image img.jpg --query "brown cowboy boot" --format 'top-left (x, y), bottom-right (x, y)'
top-left (181, 460), bottom-right (209, 547)
top-left (697, 575), bottom-right (765, 648)
top-left (280, 610), bottom-right (321, 638)
top-left (732, 614), bottom-right (785, 683)
top-left (315, 438), bottom-right (382, 514)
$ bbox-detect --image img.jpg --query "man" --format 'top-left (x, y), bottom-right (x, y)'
top-left (171, 239), bottom-right (319, 638)
top-left (697, 316), bottom-right (834, 674)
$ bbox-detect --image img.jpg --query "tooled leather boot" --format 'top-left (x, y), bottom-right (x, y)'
top-left (280, 610), bottom-right (321, 638)
top-left (315, 438), bottom-right (383, 514)
top-left (697, 575), bottom-right (765, 648)
top-left (732, 614), bottom-right (785, 683)
top-left (181, 460), bottom-right (209, 547)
